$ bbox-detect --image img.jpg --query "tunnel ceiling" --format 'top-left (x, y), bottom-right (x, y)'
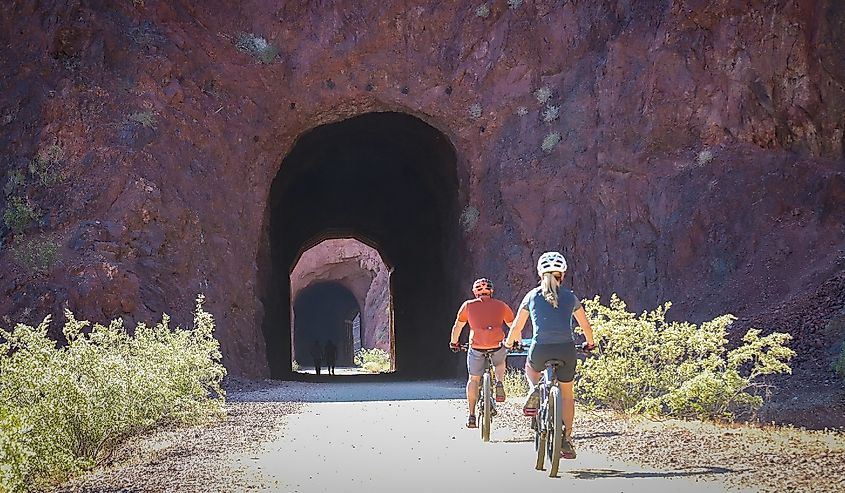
top-left (263, 112), bottom-right (466, 378)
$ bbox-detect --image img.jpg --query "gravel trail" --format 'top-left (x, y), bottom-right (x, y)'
top-left (55, 378), bottom-right (844, 493)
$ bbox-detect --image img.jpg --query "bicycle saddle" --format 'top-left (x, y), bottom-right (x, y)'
top-left (544, 359), bottom-right (565, 367)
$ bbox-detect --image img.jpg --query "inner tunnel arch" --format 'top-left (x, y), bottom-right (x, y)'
top-left (292, 281), bottom-right (360, 367)
top-left (260, 112), bottom-right (467, 379)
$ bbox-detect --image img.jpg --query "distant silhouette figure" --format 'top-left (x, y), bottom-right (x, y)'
top-left (324, 339), bottom-right (338, 375)
top-left (311, 340), bottom-right (323, 375)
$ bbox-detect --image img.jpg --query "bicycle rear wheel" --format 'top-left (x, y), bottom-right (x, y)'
top-left (547, 386), bottom-right (563, 477)
top-left (481, 372), bottom-right (492, 442)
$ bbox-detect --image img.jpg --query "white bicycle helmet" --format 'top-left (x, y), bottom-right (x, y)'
top-left (537, 251), bottom-right (567, 276)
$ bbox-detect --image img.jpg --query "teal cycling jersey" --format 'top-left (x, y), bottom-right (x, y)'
top-left (519, 286), bottom-right (582, 344)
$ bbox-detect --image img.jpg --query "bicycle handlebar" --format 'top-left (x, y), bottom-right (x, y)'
top-left (454, 342), bottom-right (526, 353)
top-left (452, 340), bottom-right (597, 354)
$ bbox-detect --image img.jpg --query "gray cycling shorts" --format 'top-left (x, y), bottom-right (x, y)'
top-left (527, 342), bottom-right (577, 383)
top-left (467, 346), bottom-right (507, 377)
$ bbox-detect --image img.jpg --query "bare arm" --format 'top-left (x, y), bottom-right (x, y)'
top-left (450, 319), bottom-right (467, 345)
top-left (573, 307), bottom-right (595, 346)
top-left (504, 308), bottom-right (529, 347)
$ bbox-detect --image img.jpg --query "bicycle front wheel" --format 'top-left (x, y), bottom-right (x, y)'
top-left (533, 414), bottom-right (546, 470)
top-left (481, 372), bottom-right (492, 442)
top-left (547, 386), bottom-right (563, 477)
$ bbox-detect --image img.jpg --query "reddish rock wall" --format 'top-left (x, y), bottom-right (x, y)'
top-left (0, 1), bottom-right (843, 378)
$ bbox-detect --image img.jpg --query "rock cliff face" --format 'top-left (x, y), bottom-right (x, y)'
top-left (0, 1), bottom-right (843, 379)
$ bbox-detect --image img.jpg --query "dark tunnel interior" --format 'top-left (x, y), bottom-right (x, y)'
top-left (261, 112), bottom-right (468, 379)
top-left (293, 282), bottom-right (360, 367)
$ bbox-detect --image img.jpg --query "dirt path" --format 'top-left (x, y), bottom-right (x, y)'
top-left (226, 380), bottom-right (743, 492)
top-left (56, 379), bottom-right (844, 493)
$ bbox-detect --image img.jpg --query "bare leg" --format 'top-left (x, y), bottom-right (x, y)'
top-left (467, 375), bottom-right (481, 415)
top-left (524, 362), bottom-right (540, 390)
top-left (494, 361), bottom-right (506, 384)
top-left (559, 381), bottom-right (575, 440)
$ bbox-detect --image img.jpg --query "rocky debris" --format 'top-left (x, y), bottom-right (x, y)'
top-left (494, 401), bottom-right (845, 493)
top-left (54, 399), bottom-right (302, 493)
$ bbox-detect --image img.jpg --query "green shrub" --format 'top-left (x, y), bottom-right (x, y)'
top-left (503, 367), bottom-right (529, 399)
top-left (833, 341), bottom-right (845, 382)
top-left (576, 295), bottom-right (795, 421)
top-left (0, 295), bottom-right (226, 492)
top-left (353, 348), bottom-right (391, 373)
top-left (2, 196), bottom-right (40, 234)
top-left (9, 235), bottom-right (60, 274)
top-left (0, 407), bottom-right (33, 493)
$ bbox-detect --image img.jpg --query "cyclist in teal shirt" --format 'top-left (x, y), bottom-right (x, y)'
top-left (505, 251), bottom-right (595, 459)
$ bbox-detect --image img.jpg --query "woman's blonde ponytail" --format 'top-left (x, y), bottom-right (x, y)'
top-left (540, 272), bottom-right (560, 308)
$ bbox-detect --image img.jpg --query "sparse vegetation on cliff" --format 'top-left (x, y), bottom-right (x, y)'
top-left (542, 104), bottom-right (560, 123)
top-left (2, 196), bottom-right (40, 234)
top-left (128, 111), bottom-right (157, 129)
top-left (9, 235), bottom-right (60, 274)
top-left (468, 103), bottom-right (482, 120)
top-left (234, 33), bottom-right (278, 64)
top-left (541, 131), bottom-right (560, 152)
top-left (29, 145), bottom-right (65, 187)
top-left (534, 86), bottom-right (552, 104)
top-left (0, 295), bottom-right (226, 493)
top-left (833, 341), bottom-right (845, 382)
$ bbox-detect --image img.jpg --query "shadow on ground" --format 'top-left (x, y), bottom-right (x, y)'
top-left (227, 378), bottom-right (467, 403)
top-left (567, 465), bottom-right (740, 480)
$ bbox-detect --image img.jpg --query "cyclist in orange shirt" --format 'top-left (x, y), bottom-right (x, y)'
top-left (449, 278), bottom-right (516, 428)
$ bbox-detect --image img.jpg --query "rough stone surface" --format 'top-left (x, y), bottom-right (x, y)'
top-left (0, 0), bottom-right (843, 411)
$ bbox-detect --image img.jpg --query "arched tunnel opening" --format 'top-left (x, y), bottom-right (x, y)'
top-left (292, 282), bottom-right (360, 368)
top-left (260, 112), bottom-right (467, 379)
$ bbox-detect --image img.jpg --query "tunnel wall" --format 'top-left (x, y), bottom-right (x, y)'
top-left (0, 1), bottom-right (842, 377)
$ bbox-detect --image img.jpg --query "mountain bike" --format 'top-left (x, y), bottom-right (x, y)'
top-left (459, 343), bottom-right (522, 442)
top-left (526, 341), bottom-right (595, 477)
top-left (459, 344), bottom-right (499, 442)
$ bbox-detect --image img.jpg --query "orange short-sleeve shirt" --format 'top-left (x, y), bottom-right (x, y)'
top-left (456, 297), bottom-right (516, 349)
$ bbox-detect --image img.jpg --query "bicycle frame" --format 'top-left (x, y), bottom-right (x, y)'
top-left (530, 342), bottom-right (595, 477)
top-left (459, 344), bottom-right (500, 443)
top-left (477, 349), bottom-right (497, 443)
top-left (533, 360), bottom-right (564, 477)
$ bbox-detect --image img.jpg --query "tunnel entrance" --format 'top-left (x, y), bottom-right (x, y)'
top-left (261, 112), bottom-right (466, 379)
top-left (292, 282), bottom-right (360, 368)
top-left (289, 237), bottom-right (395, 374)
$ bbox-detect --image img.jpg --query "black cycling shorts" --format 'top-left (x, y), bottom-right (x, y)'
top-left (527, 342), bottom-right (577, 383)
